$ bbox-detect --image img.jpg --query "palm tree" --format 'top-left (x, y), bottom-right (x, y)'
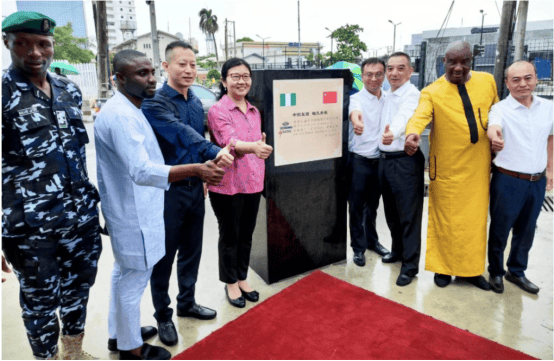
top-left (198, 8), bottom-right (219, 64)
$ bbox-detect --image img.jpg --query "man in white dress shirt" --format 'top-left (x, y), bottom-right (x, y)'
top-left (95, 50), bottom-right (232, 360)
top-left (487, 60), bottom-right (553, 294)
top-left (348, 58), bottom-right (390, 267)
top-left (378, 52), bottom-right (424, 286)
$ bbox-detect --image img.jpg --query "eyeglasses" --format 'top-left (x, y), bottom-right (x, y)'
top-left (228, 74), bottom-right (251, 81)
top-left (362, 72), bottom-right (385, 79)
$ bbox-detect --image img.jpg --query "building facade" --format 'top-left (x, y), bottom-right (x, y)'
top-left (16, 1), bottom-right (88, 38)
top-left (111, 30), bottom-right (181, 79)
top-left (222, 41), bottom-right (323, 69)
top-left (105, 0), bottom-right (137, 50)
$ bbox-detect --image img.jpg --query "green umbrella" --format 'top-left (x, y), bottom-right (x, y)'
top-left (50, 62), bottom-right (80, 75)
top-left (326, 61), bottom-right (363, 91)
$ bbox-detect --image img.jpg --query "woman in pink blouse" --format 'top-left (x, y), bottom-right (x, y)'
top-left (207, 58), bottom-right (273, 308)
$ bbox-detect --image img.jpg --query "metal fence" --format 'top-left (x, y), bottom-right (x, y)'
top-left (54, 61), bottom-right (98, 100)
top-left (418, 38), bottom-right (553, 100)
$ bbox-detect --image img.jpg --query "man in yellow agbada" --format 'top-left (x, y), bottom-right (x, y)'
top-left (404, 41), bottom-right (499, 290)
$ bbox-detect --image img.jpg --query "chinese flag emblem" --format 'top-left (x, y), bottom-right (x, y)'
top-left (323, 91), bottom-right (337, 104)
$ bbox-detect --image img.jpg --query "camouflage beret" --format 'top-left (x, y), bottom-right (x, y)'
top-left (2, 11), bottom-right (56, 35)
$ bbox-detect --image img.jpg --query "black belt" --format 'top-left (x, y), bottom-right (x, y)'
top-left (351, 153), bottom-right (379, 165)
top-left (175, 178), bottom-right (202, 186)
top-left (495, 166), bottom-right (546, 182)
top-left (380, 151), bottom-right (409, 159)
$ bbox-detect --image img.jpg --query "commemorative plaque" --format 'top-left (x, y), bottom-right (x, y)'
top-left (248, 69), bottom-right (350, 284)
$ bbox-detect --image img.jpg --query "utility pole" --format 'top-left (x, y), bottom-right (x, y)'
top-left (94, 1), bottom-right (109, 99)
top-left (389, 20), bottom-right (401, 53)
top-left (513, 1), bottom-right (529, 61)
top-left (146, 1), bottom-right (162, 82)
top-left (493, 0), bottom-right (517, 98)
top-left (189, 18), bottom-right (191, 44)
top-left (225, 19), bottom-right (228, 61)
top-left (233, 21), bottom-right (236, 58)
top-left (298, 0), bottom-right (301, 68)
top-left (479, 10), bottom-right (486, 45)
top-left (325, 27), bottom-right (333, 65)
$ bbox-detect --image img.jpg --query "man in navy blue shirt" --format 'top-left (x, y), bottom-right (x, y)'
top-left (142, 41), bottom-right (232, 346)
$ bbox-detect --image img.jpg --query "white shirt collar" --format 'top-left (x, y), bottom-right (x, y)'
top-left (506, 93), bottom-right (541, 110)
top-left (389, 80), bottom-right (413, 97)
top-left (361, 86), bottom-right (385, 101)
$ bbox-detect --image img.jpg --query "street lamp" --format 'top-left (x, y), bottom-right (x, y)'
top-left (325, 27), bottom-right (333, 64)
top-left (256, 34), bottom-right (270, 69)
top-left (388, 20), bottom-right (402, 53)
top-left (479, 10), bottom-right (486, 46)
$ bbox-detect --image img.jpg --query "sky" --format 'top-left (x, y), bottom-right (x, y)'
top-left (128, 0), bottom-right (554, 57)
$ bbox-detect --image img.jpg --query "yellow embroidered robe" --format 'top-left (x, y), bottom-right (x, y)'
top-left (406, 72), bottom-right (499, 277)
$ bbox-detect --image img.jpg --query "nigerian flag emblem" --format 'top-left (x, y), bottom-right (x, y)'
top-left (280, 93), bottom-right (296, 106)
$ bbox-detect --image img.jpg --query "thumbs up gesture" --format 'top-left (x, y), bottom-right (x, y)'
top-left (255, 132), bottom-right (273, 160)
top-left (382, 124), bottom-right (394, 145)
top-left (487, 125), bottom-right (504, 153)
top-left (214, 141), bottom-right (235, 168)
top-left (350, 111), bottom-right (364, 135)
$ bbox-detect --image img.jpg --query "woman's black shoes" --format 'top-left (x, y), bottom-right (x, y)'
top-left (225, 285), bottom-right (246, 308)
top-left (240, 288), bottom-right (259, 302)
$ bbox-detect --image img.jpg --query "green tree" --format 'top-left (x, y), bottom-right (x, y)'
top-left (198, 59), bottom-right (217, 69)
top-left (307, 52), bottom-right (323, 65)
top-left (329, 24), bottom-right (367, 62)
top-left (236, 37), bottom-right (253, 42)
top-left (207, 68), bottom-right (221, 81)
top-left (53, 22), bottom-right (95, 63)
top-left (198, 8), bottom-right (220, 64)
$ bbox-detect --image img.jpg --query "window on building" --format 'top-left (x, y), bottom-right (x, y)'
top-left (129, 9), bottom-right (132, 12)
top-left (120, 8), bottom-right (123, 11)
top-left (130, 16), bottom-right (133, 19)
top-left (121, 15), bottom-right (124, 19)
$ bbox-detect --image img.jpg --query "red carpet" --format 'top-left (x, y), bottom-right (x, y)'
top-left (173, 271), bottom-right (536, 360)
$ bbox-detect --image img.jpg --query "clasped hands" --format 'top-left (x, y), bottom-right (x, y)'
top-left (200, 133), bottom-right (273, 187)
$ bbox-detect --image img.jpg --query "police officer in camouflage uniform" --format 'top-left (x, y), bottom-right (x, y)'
top-left (2, 11), bottom-right (102, 360)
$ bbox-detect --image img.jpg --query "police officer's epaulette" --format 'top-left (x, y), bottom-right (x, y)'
top-left (52, 74), bottom-right (81, 92)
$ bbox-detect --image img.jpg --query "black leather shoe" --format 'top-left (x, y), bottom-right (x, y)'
top-left (459, 275), bottom-right (491, 291)
top-left (240, 288), bottom-right (259, 302)
top-left (119, 343), bottom-right (171, 360)
top-left (224, 285), bottom-right (246, 308)
top-left (157, 320), bottom-right (178, 346)
top-left (505, 271), bottom-right (539, 294)
top-left (396, 273), bottom-right (413, 286)
top-left (382, 252), bottom-right (400, 264)
top-left (434, 273), bottom-right (452, 288)
top-left (368, 242), bottom-right (390, 257)
top-left (489, 275), bottom-right (504, 294)
top-left (353, 252), bottom-right (366, 267)
top-left (108, 326), bottom-right (158, 351)
top-left (177, 303), bottom-right (217, 319)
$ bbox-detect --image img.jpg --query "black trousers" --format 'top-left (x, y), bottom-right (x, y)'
top-left (347, 152), bottom-right (381, 253)
top-left (378, 150), bottom-right (425, 276)
top-left (209, 191), bottom-right (262, 284)
top-left (150, 182), bottom-right (204, 322)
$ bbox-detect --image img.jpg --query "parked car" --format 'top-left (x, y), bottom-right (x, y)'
top-left (190, 84), bottom-right (218, 128)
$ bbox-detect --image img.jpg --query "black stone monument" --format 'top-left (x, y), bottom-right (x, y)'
top-left (248, 69), bottom-right (351, 284)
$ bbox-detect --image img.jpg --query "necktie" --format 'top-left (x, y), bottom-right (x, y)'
top-left (457, 83), bottom-right (478, 144)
